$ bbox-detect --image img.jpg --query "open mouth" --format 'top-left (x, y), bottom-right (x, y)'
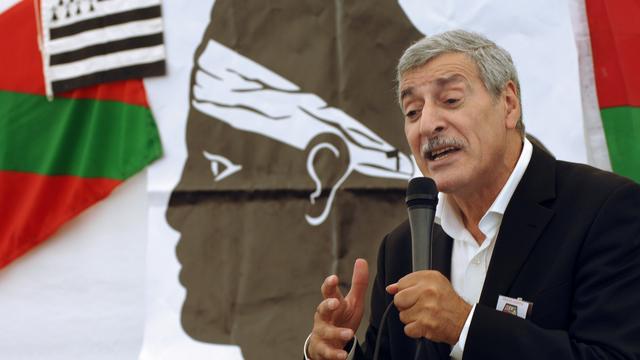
top-left (428, 146), bottom-right (461, 161)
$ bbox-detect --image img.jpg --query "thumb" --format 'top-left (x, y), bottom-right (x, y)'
top-left (346, 258), bottom-right (369, 304)
top-left (385, 283), bottom-right (399, 295)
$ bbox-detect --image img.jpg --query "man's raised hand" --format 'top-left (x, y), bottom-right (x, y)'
top-left (308, 259), bottom-right (369, 360)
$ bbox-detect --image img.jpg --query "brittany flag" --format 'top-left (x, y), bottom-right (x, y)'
top-left (40, 0), bottom-right (166, 95)
top-left (0, 0), bottom-right (162, 269)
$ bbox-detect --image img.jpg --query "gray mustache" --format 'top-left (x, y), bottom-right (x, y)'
top-left (421, 137), bottom-right (466, 156)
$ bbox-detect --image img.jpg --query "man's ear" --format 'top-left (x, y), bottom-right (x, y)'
top-left (304, 133), bottom-right (352, 226)
top-left (503, 80), bottom-right (520, 130)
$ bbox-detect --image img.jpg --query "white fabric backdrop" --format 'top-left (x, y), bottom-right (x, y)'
top-left (0, 173), bottom-right (147, 360)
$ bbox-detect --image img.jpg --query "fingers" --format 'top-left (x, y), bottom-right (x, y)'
top-left (403, 321), bottom-right (426, 339)
top-left (385, 283), bottom-right (399, 295)
top-left (346, 259), bottom-right (369, 303)
top-left (397, 301), bottom-right (438, 335)
top-left (316, 297), bottom-right (341, 321)
top-left (315, 325), bottom-right (354, 343)
top-left (396, 270), bottom-right (436, 289)
top-left (321, 275), bottom-right (344, 301)
top-left (311, 297), bottom-right (354, 359)
top-left (308, 336), bottom-right (349, 360)
top-left (394, 291), bottom-right (420, 311)
top-left (389, 271), bottom-right (471, 345)
top-left (398, 302), bottom-right (437, 340)
top-left (391, 270), bottom-right (445, 309)
top-left (309, 316), bottom-right (354, 360)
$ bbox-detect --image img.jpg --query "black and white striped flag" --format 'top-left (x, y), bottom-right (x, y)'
top-left (39, 0), bottom-right (166, 95)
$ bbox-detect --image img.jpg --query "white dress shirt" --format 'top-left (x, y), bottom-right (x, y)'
top-left (305, 139), bottom-right (533, 360)
top-left (448, 138), bottom-right (532, 359)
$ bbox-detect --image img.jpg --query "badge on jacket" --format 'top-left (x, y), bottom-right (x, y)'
top-left (497, 295), bottom-right (532, 319)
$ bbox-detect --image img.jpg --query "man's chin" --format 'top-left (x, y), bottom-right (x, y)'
top-left (428, 174), bottom-right (463, 194)
top-left (425, 163), bottom-right (470, 193)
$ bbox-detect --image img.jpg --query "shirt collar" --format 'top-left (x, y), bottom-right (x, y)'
top-left (435, 138), bottom-right (533, 235)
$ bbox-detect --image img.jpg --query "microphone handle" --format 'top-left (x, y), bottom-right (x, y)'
top-left (408, 206), bottom-right (435, 272)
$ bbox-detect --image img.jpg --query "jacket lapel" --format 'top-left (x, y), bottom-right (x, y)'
top-left (432, 224), bottom-right (453, 279)
top-left (429, 225), bottom-right (454, 359)
top-left (479, 145), bottom-right (556, 308)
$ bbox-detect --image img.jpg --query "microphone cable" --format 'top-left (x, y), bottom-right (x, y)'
top-left (371, 302), bottom-right (425, 360)
top-left (372, 301), bottom-right (394, 360)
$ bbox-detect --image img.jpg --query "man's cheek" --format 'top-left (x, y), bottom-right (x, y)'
top-left (406, 131), bottom-right (420, 155)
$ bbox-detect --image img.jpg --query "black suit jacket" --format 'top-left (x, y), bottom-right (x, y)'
top-left (355, 145), bottom-right (640, 359)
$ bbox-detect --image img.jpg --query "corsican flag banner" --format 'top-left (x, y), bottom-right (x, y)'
top-left (0, 0), bottom-right (162, 269)
top-left (39, 0), bottom-right (166, 96)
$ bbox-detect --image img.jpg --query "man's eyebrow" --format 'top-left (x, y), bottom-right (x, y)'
top-left (400, 74), bottom-right (469, 102)
top-left (399, 86), bottom-right (414, 103)
top-left (435, 74), bottom-right (469, 89)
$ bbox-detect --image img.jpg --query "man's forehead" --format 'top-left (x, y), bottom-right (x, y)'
top-left (398, 52), bottom-right (480, 102)
top-left (401, 52), bottom-right (476, 82)
top-left (434, 73), bottom-right (469, 87)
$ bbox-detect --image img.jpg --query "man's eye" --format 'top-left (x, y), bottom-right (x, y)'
top-left (404, 110), bottom-right (418, 120)
top-left (405, 110), bottom-right (419, 119)
top-left (445, 98), bottom-right (459, 105)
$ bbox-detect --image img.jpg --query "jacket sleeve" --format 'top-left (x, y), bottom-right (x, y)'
top-left (464, 182), bottom-right (640, 360)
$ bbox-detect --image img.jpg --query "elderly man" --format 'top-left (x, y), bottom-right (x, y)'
top-left (305, 30), bottom-right (640, 359)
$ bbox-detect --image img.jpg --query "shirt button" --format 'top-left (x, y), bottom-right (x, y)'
top-left (472, 258), bottom-right (481, 265)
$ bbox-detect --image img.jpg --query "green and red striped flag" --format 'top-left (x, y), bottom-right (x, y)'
top-left (587, 0), bottom-right (640, 182)
top-left (0, 0), bottom-right (162, 269)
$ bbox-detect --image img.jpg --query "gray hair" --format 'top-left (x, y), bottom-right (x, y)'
top-left (397, 30), bottom-right (524, 137)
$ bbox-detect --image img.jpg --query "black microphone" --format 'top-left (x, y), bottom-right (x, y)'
top-left (406, 177), bottom-right (439, 271)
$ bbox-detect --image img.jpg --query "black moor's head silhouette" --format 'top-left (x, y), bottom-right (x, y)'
top-left (166, 1), bottom-right (422, 358)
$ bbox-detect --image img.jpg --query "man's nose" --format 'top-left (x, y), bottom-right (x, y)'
top-left (418, 106), bottom-right (446, 137)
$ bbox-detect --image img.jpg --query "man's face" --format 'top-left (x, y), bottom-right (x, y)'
top-left (400, 52), bottom-right (517, 194)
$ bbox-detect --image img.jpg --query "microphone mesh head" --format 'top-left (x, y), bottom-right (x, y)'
top-left (406, 177), bottom-right (438, 208)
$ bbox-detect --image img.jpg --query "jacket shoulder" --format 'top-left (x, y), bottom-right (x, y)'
top-left (556, 160), bottom-right (636, 187)
top-left (554, 160), bottom-right (640, 202)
